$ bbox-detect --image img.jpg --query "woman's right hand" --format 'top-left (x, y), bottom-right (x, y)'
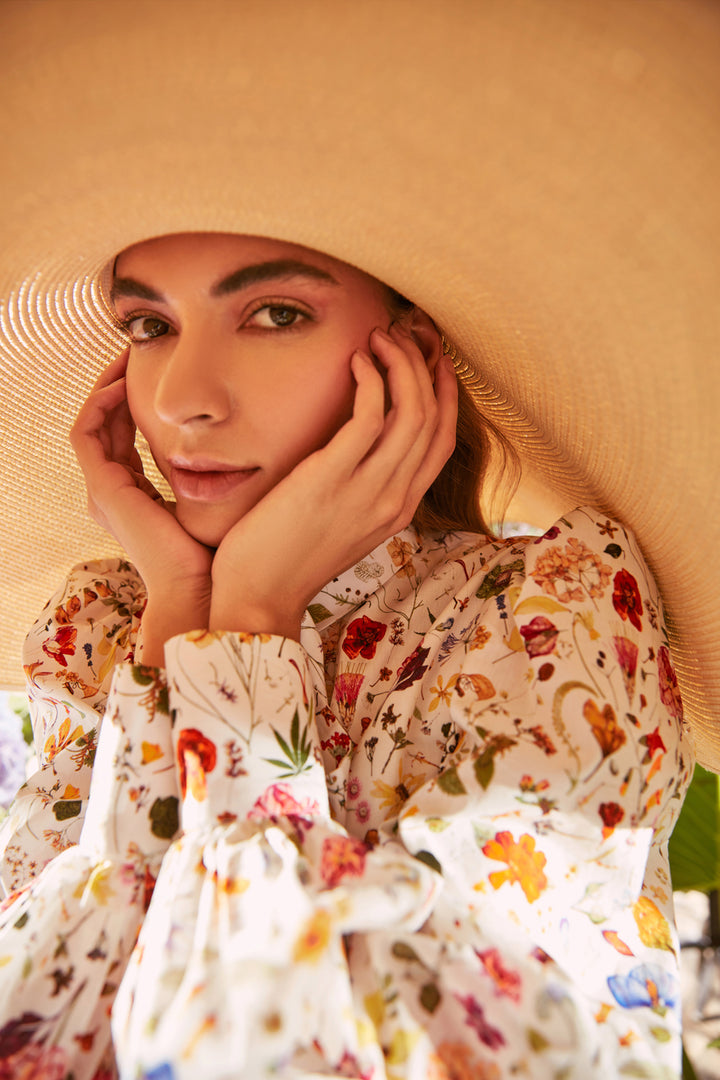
top-left (70, 350), bottom-right (213, 663)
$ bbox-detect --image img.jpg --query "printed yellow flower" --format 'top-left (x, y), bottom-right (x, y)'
top-left (141, 741), bottom-right (163, 764)
top-left (633, 896), bottom-right (674, 953)
top-left (292, 907), bottom-right (332, 963)
top-left (371, 761), bottom-right (426, 820)
top-left (44, 716), bottom-right (84, 762)
top-left (184, 629), bottom-right (224, 647)
top-left (483, 831), bottom-right (548, 903)
top-left (429, 674), bottom-right (455, 711)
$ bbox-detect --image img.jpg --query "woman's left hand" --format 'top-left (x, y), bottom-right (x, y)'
top-left (209, 324), bottom-right (458, 640)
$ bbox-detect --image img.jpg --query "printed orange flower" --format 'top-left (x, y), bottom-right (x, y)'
top-left (657, 645), bottom-right (683, 721)
top-left (612, 569), bottom-right (643, 631)
top-left (43, 715), bottom-right (84, 762)
top-left (177, 728), bottom-right (217, 801)
top-left (54, 594), bottom-right (81, 624)
top-left (387, 535), bottom-right (416, 578)
top-left (292, 907), bottom-right (332, 963)
top-left (342, 615), bottom-right (387, 659)
top-left (633, 896), bottom-right (674, 953)
top-left (482, 830), bottom-right (548, 903)
top-left (319, 834), bottom-right (367, 888)
top-left (583, 699), bottom-right (626, 759)
top-left (476, 947), bottom-right (522, 1002)
top-left (531, 538), bottom-right (612, 603)
top-left (437, 1041), bottom-right (500, 1080)
top-left (42, 625), bottom-right (77, 667)
top-left (61, 671), bottom-right (96, 698)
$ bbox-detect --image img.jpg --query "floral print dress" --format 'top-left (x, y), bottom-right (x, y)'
top-left (0, 508), bottom-right (693, 1079)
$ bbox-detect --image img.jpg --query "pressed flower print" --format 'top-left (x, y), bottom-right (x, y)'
top-left (0, 511), bottom-right (692, 1078)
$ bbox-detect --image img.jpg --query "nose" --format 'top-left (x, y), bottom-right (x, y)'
top-left (153, 331), bottom-right (232, 428)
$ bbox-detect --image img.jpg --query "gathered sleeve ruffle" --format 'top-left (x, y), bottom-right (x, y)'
top-left (0, 559), bottom-right (146, 894)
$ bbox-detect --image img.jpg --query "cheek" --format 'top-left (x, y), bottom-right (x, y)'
top-left (125, 356), bottom-right (154, 436)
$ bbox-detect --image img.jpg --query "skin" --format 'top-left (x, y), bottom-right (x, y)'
top-left (70, 233), bottom-right (458, 665)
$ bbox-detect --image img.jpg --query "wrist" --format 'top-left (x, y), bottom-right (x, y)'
top-left (208, 598), bottom-right (302, 641)
top-left (210, 556), bottom-right (304, 640)
top-left (138, 593), bottom-right (212, 666)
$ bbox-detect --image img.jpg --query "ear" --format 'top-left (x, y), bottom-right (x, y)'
top-left (399, 307), bottom-right (444, 375)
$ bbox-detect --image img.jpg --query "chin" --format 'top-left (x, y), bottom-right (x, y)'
top-left (176, 506), bottom-right (241, 549)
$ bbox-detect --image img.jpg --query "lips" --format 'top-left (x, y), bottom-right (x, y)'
top-left (168, 459), bottom-right (260, 501)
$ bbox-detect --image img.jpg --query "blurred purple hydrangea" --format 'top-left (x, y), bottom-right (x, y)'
top-left (0, 694), bottom-right (31, 809)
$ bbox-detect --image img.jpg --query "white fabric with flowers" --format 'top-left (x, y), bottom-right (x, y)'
top-left (0, 508), bottom-right (693, 1079)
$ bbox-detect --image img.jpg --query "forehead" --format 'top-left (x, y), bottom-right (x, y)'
top-left (114, 232), bottom-right (374, 289)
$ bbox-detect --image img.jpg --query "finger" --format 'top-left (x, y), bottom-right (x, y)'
top-left (358, 326), bottom-right (438, 479)
top-left (89, 348), bottom-right (130, 392)
top-left (357, 339), bottom-right (457, 520)
top-left (319, 350), bottom-right (389, 472)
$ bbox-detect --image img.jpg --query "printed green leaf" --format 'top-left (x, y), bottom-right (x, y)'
top-left (263, 708), bottom-right (313, 776)
top-left (420, 982), bottom-right (441, 1013)
top-left (427, 817), bottom-right (450, 833)
top-left (307, 603), bottom-right (334, 624)
top-left (391, 941), bottom-right (421, 963)
top-left (14, 911), bottom-right (29, 930)
top-left (649, 1027), bottom-right (671, 1043)
top-left (619, 1064), bottom-right (677, 1079)
top-left (150, 795), bottom-right (179, 839)
top-left (414, 850), bottom-right (442, 874)
top-left (474, 750), bottom-right (495, 790)
top-left (53, 800), bottom-right (82, 821)
top-left (527, 1028), bottom-right (549, 1051)
top-left (437, 766), bottom-right (467, 796)
top-left (131, 666), bottom-right (156, 686)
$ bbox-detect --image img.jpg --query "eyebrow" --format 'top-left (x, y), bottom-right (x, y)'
top-left (110, 258), bottom-right (339, 305)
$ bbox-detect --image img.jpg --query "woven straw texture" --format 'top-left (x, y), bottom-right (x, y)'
top-left (0, 0), bottom-right (718, 765)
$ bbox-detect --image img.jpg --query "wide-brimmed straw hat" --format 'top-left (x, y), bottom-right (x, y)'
top-left (1, 0), bottom-right (718, 766)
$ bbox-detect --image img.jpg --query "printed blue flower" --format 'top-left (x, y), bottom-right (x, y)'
top-left (607, 963), bottom-right (678, 1009)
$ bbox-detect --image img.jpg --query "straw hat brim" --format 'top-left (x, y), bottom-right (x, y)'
top-left (1, 0), bottom-right (718, 765)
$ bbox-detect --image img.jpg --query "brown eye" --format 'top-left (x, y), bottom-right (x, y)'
top-left (248, 304), bottom-right (308, 329)
top-left (125, 316), bottom-right (169, 342)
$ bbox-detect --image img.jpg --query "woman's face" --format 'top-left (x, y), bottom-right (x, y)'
top-left (113, 232), bottom-right (394, 546)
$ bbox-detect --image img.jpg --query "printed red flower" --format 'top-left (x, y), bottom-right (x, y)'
top-left (395, 644), bottom-right (430, 692)
top-left (320, 834), bottom-right (368, 888)
top-left (177, 728), bottom-right (217, 801)
top-left (519, 616), bottom-right (559, 658)
top-left (42, 625), bottom-right (77, 667)
top-left (612, 635), bottom-right (639, 702)
top-left (612, 569), bottom-right (643, 631)
top-left (657, 645), bottom-right (683, 721)
top-left (454, 993), bottom-right (506, 1049)
top-left (342, 616), bottom-right (387, 660)
top-left (599, 801), bottom-right (625, 829)
top-left (645, 726), bottom-right (667, 757)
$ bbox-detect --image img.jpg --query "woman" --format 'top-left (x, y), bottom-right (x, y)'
top-left (0, 231), bottom-right (693, 1078)
top-left (0, 3), bottom-right (717, 1078)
